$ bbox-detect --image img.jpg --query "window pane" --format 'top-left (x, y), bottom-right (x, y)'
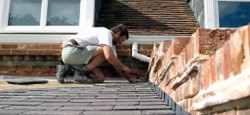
top-left (8, 0), bottom-right (41, 26)
top-left (219, 1), bottom-right (250, 28)
top-left (47, 0), bottom-right (80, 26)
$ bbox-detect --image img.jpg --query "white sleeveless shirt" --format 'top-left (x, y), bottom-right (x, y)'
top-left (63, 27), bottom-right (117, 57)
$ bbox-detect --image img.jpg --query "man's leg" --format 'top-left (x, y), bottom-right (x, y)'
top-left (80, 46), bottom-right (106, 82)
top-left (86, 53), bottom-right (106, 83)
top-left (86, 46), bottom-right (139, 83)
top-left (90, 67), bottom-right (105, 83)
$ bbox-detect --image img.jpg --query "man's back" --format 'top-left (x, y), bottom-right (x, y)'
top-left (72, 27), bottom-right (112, 47)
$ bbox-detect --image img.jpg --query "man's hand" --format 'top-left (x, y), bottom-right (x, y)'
top-left (122, 66), bottom-right (131, 74)
top-left (122, 73), bottom-right (141, 83)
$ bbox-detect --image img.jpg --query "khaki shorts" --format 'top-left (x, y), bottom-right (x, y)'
top-left (62, 45), bottom-right (97, 65)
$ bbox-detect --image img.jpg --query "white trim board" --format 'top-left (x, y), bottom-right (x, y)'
top-left (0, 34), bottom-right (180, 44)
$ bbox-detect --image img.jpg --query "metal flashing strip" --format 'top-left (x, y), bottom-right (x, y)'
top-left (148, 81), bottom-right (191, 115)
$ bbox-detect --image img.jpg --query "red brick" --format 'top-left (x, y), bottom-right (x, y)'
top-left (158, 40), bottom-right (171, 53)
top-left (185, 39), bottom-right (194, 64)
top-left (152, 56), bottom-right (162, 73)
top-left (183, 47), bottom-right (189, 65)
top-left (248, 23), bottom-right (250, 57)
top-left (237, 108), bottom-right (250, 115)
top-left (191, 73), bottom-right (200, 97)
top-left (176, 53), bottom-right (184, 72)
top-left (149, 72), bottom-right (158, 83)
top-left (47, 50), bottom-right (61, 56)
top-left (183, 80), bottom-right (190, 99)
top-left (117, 50), bottom-right (131, 56)
top-left (151, 43), bottom-right (160, 61)
top-left (158, 79), bottom-right (165, 90)
top-left (51, 44), bottom-right (62, 50)
top-left (155, 76), bottom-right (161, 85)
top-left (38, 72), bottom-right (54, 76)
top-left (170, 58), bottom-right (178, 80)
top-left (215, 109), bottom-right (236, 115)
top-left (0, 50), bottom-right (11, 55)
top-left (41, 67), bottom-right (51, 72)
top-left (164, 85), bottom-right (170, 94)
top-left (229, 29), bottom-right (244, 75)
top-left (121, 44), bottom-right (131, 50)
top-left (169, 84), bottom-right (175, 94)
top-left (0, 72), bottom-right (14, 76)
top-left (176, 85), bottom-right (183, 101)
top-left (177, 100), bottom-right (187, 110)
top-left (182, 51), bottom-right (187, 65)
top-left (21, 72), bottom-right (39, 76)
top-left (0, 66), bottom-right (12, 71)
top-left (157, 64), bottom-right (165, 80)
top-left (202, 60), bottom-right (210, 89)
top-left (223, 42), bottom-right (232, 80)
top-left (1, 44), bottom-right (18, 49)
top-left (157, 52), bottom-right (170, 76)
top-left (138, 51), bottom-right (151, 56)
top-left (163, 72), bottom-right (171, 87)
top-left (8, 66), bottom-right (16, 71)
top-left (139, 44), bottom-right (154, 50)
top-left (187, 99), bottom-right (193, 112)
top-left (162, 72), bottom-right (168, 86)
top-left (161, 84), bottom-right (167, 94)
top-left (165, 47), bottom-right (171, 61)
top-left (215, 48), bottom-right (224, 81)
top-left (17, 66), bottom-right (33, 72)
top-left (35, 45), bottom-right (52, 49)
top-left (28, 50), bottom-right (46, 55)
top-left (11, 50), bottom-right (28, 55)
top-left (33, 67), bottom-right (43, 72)
top-left (194, 29), bottom-right (200, 55)
top-left (19, 44), bottom-right (35, 49)
top-left (209, 55), bottom-right (216, 84)
top-left (169, 91), bottom-right (177, 102)
top-left (226, 109), bottom-right (236, 115)
top-left (242, 25), bottom-right (250, 71)
top-left (172, 37), bottom-right (190, 55)
top-left (148, 51), bottom-right (155, 72)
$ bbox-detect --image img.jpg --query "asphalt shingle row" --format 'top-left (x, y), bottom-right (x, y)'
top-left (0, 81), bottom-right (175, 115)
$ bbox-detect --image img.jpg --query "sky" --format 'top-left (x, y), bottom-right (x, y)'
top-left (219, 1), bottom-right (250, 27)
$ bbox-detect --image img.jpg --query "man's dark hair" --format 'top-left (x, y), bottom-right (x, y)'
top-left (111, 24), bottom-right (129, 39)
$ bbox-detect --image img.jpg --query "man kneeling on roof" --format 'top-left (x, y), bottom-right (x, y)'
top-left (56, 24), bottom-right (140, 84)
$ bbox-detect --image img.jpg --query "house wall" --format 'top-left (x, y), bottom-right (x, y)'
top-left (148, 23), bottom-right (250, 114)
top-left (188, 0), bottom-right (204, 27)
top-left (0, 43), bottom-right (151, 77)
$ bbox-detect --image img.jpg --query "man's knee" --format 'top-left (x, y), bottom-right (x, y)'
top-left (96, 76), bottom-right (105, 83)
top-left (90, 73), bottom-right (105, 83)
top-left (92, 46), bottom-right (104, 57)
top-left (91, 68), bottom-right (105, 83)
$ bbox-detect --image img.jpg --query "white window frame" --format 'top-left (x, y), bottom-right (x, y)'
top-left (0, 0), bottom-right (95, 33)
top-left (204, 0), bottom-right (250, 29)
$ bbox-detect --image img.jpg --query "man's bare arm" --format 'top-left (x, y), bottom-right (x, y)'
top-left (101, 45), bottom-right (131, 73)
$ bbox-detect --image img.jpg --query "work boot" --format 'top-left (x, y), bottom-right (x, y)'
top-left (56, 65), bottom-right (70, 84)
top-left (73, 69), bottom-right (96, 84)
top-left (64, 67), bottom-right (75, 83)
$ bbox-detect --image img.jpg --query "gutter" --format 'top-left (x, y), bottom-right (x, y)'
top-left (132, 42), bottom-right (150, 63)
top-left (130, 35), bottom-right (175, 63)
top-left (130, 35), bottom-right (188, 63)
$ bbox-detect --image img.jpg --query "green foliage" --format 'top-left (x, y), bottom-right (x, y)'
top-left (8, 14), bottom-right (39, 25)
